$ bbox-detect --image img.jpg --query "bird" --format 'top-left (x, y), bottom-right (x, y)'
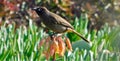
top-left (32, 7), bottom-right (90, 43)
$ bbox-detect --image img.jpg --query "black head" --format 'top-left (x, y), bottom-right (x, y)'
top-left (32, 7), bottom-right (48, 15)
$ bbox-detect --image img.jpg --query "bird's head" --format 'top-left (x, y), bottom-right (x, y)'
top-left (32, 7), bottom-right (48, 15)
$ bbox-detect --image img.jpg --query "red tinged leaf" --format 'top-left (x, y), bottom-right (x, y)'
top-left (57, 36), bottom-right (66, 56)
top-left (40, 36), bottom-right (72, 60)
top-left (50, 40), bottom-right (58, 56)
top-left (65, 37), bottom-right (72, 51)
top-left (44, 36), bottom-right (59, 59)
top-left (38, 39), bottom-right (45, 48)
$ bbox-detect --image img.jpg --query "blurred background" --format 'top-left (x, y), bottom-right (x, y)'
top-left (0, 0), bottom-right (120, 30)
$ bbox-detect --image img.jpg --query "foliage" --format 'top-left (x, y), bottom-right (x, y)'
top-left (0, 15), bottom-right (120, 60)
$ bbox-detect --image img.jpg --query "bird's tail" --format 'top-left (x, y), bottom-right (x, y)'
top-left (72, 30), bottom-right (90, 43)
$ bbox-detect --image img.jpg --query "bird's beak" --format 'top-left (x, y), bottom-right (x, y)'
top-left (32, 7), bottom-right (37, 10)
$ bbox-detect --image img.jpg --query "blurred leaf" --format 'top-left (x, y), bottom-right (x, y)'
top-left (72, 40), bottom-right (91, 51)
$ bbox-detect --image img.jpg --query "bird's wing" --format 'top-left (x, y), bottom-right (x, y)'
top-left (48, 12), bottom-right (74, 29)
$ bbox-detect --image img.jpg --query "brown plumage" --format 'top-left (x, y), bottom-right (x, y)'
top-left (32, 7), bottom-right (90, 43)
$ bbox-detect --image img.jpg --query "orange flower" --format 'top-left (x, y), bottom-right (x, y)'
top-left (56, 36), bottom-right (65, 56)
top-left (38, 36), bottom-right (73, 60)
top-left (65, 37), bottom-right (72, 51)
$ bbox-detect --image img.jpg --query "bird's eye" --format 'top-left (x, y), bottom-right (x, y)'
top-left (38, 8), bottom-right (41, 11)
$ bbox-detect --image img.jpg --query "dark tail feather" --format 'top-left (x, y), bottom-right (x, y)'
top-left (72, 30), bottom-right (90, 43)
